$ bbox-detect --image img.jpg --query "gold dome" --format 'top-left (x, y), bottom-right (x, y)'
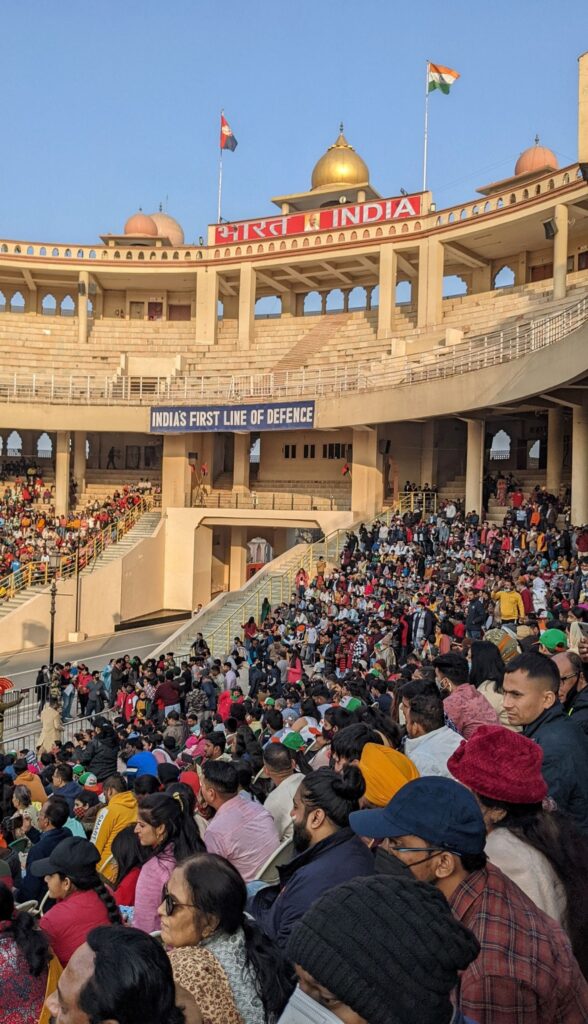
top-left (311, 126), bottom-right (370, 190)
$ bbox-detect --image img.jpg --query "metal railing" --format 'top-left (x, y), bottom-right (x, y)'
top-left (0, 496), bottom-right (155, 604)
top-left (0, 294), bottom-right (585, 406)
top-left (394, 490), bottom-right (438, 514)
top-left (195, 491), bottom-right (350, 512)
top-left (3, 696), bottom-right (115, 753)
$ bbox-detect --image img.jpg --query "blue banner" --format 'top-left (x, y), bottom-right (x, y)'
top-left (150, 400), bottom-right (315, 433)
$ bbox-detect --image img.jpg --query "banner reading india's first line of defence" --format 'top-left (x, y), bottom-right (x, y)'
top-left (150, 401), bottom-right (316, 434)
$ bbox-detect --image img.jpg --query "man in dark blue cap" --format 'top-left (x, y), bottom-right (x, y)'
top-left (349, 777), bottom-right (588, 1024)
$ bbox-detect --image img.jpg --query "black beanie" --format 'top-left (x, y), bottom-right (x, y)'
top-left (286, 875), bottom-right (480, 1024)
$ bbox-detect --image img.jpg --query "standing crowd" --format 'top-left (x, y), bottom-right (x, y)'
top-left (2, 500), bottom-right (588, 1023)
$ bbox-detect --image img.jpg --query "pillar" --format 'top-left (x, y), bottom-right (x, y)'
top-left (55, 430), bottom-right (71, 515)
top-left (546, 408), bottom-right (564, 495)
top-left (229, 525), bottom-right (248, 590)
top-left (238, 264), bottom-right (256, 350)
top-left (73, 431), bottom-right (87, 498)
top-left (420, 421), bottom-right (438, 488)
top-left (196, 267), bottom-right (219, 345)
top-left (295, 293), bottom-right (305, 317)
top-left (192, 526), bottom-right (213, 608)
top-left (553, 204), bottom-right (569, 301)
top-left (281, 289), bottom-right (296, 317)
top-left (513, 251), bottom-right (529, 288)
top-left (78, 270), bottom-right (89, 345)
top-left (365, 286), bottom-right (374, 311)
top-left (20, 430), bottom-right (35, 458)
top-left (471, 265), bottom-right (492, 294)
top-left (351, 428), bottom-right (384, 517)
top-left (572, 396), bottom-right (588, 526)
top-left (320, 291), bottom-right (328, 314)
top-left (417, 238), bottom-right (444, 328)
top-left (233, 432), bottom-right (251, 493)
top-left (222, 295), bottom-right (239, 319)
top-left (578, 51), bottom-right (588, 164)
top-left (377, 246), bottom-right (396, 339)
top-left (465, 419), bottom-right (484, 515)
top-left (161, 434), bottom-right (192, 511)
top-left (342, 288), bottom-right (351, 312)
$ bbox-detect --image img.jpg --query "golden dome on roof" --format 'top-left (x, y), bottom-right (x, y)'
top-left (311, 125), bottom-right (370, 190)
top-left (515, 137), bottom-right (558, 176)
top-left (124, 211), bottom-right (158, 236)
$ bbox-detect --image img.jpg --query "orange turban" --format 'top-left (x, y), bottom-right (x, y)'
top-left (359, 742), bottom-right (420, 807)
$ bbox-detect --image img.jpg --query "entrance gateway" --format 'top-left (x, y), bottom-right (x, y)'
top-left (150, 400), bottom-right (315, 433)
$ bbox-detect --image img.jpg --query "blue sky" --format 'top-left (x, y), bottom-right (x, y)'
top-left (2, 0), bottom-right (586, 243)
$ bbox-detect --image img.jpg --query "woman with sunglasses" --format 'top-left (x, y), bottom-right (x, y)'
top-left (160, 852), bottom-right (294, 1024)
top-left (134, 791), bottom-right (204, 933)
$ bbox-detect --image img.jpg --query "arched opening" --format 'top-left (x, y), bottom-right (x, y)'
top-left (494, 266), bottom-right (515, 289)
top-left (326, 288), bottom-right (344, 312)
top-left (37, 432), bottom-right (53, 460)
top-left (6, 430), bottom-right (22, 456)
top-left (88, 299), bottom-right (94, 318)
top-left (304, 291), bottom-right (322, 315)
top-left (489, 429), bottom-right (511, 462)
top-left (10, 291), bottom-right (25, 313)
top-left (254, 296), bottom-right (280, 318)
top-left (217, 299), bottom-right (224, 319)
top-left (0, 290), bottom-right (5, 311)
top-left (528, 439), bottom-right (541, 466)
top-left (86, 438), bottom-right (91, 460)
top-left (42, 294), bottom-right (57, 316)
top-left (443, 276), bottom-right (468, 298)
top-left (60, 295), bottom-right (75, 316)
top-left (347, 286), bottom-right (365, 310)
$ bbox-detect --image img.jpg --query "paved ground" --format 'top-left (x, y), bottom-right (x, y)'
top-left (0, 620), bottom-right (184, 692)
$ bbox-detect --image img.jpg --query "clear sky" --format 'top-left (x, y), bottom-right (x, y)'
top-left (2, 0), bottom-right (587, 243)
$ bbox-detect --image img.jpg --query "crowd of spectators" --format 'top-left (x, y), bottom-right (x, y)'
top-left (1, 501), bottom-right (588, 1022)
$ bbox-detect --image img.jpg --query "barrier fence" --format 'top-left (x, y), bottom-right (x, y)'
top-left (0, 295), bottom-right (584, 405)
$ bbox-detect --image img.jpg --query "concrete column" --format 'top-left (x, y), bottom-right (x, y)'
top-left (365, 286), bottom-right (374, 311)
top-left (78, 270), bottom-right (89, 345)
top-left (222, 295), bottom-right (239, 319)
top-left (572, 396), bottom-right (588, 526)
top-left (465, 419), bottom-right (485, 515)
top-left (73, 431), bottom-right (87, 498)
top-left (471, 265), bottom-right (492, 294)
top-left (351, 428), bottom-right (384, 517)
top-left (319, 292), bottom-right (328, 314)
top-left (196, 268), bottom-right (219, 345)
top-left (229, 525), bottom-right (248, 590)
top-left (20, 430), bottom-right (35, 458)
top-left (342, 288), bottom-right (351, 312)
top-left (420, 421), bottom-right (438, 488)
top-left (192, 525), bottom-right (213, 608)
top-left (377, 246), bottom-right (397, 339)
top-left (161, 434), bottom-right (192, 511)
top-left (281, 290), bottom-right (296, 317)
top-left (578, 51), bottom-right (588, 163)
top-left (55, 431), bottom-right (71, 515)
top-left (546, 408), bottom-right (564, 495)
top-left (295, 293), bottom-right (305, 317)
top-left (417, 238), bottom-right (444, 328)
top-left (238, 264), bottom-right (256, 350)
top-left (553, 204), bottom-right (569, 301)
top-left (513, 251), bottom-right (529, 288)
top-left (233, 432), bottom-right (251, 493)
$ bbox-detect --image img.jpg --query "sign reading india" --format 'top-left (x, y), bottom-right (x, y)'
top-left (150, 401), bottom-right (316, 433)
top-left (214, 194), bottom-right (422, 244)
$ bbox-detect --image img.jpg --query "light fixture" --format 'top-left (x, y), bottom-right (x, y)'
top-left (542, 218), bottom-right (557, 240)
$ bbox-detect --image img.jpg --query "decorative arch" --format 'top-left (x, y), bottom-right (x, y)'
top-left (489, 429), bottom-right (511, 462)
top-left (10, 291), bottom-right (25, 312)
top-left (27, 245), bottom-right (34, 255)
top-left (6, 430), bottom-right (22, 456)
top-left (326, 288), bottom-right (344, 311)
top-left (493, 266), bottom-right (515, 289)
top-left (0, 289), bottom-right (5, 310)
top-left (60, 294), bottom-right (75, 316)
top-left (41, 293), bottom-right (57, 315)
top-left (509, 193), bottom-right (516, 204)
top-left (375, 227), bottom-right (383, 237)
top-left (40, 246), bottom-right (47, 256)
top-left (138, 251), bottom-right (145, 260)
top-left (37, 432), bottom-right (53, 459)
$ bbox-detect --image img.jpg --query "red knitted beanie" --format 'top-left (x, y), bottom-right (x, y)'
top-left (448, 725), bottom-right (548, 804)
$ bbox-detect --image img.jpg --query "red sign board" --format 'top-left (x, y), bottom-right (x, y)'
top-left (213, 194), bottom-right (422, 245)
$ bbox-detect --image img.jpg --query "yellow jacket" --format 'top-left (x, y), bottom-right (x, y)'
top-left (93, 790), bottom-right (138, 881)
top-left (492, 589), bottom-right (524, 622)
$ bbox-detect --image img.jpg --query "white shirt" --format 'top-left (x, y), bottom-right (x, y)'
top-left (264, 773), bottom-right (303, 841)
top-left (403, 727), bottom-right (463, 778)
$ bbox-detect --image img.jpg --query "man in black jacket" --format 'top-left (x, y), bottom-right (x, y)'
top-left (16, 795), bottom-right (71, 903)
top-left (465, 591), bottom-right (486, 640)
top-left (78, 721), bottom-right (119, 782)
top-left (503, 652), bottom-right (588, 833)
top-left (555, 650), bottom-right (588, 736)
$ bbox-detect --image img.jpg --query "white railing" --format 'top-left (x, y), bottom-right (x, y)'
top-left (0, 295), bottom-right (585, 406)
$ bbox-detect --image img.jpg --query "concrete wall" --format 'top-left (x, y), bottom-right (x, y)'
top-left (257, 430), bottom-right (352, 482)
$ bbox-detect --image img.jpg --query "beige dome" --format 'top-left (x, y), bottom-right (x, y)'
top-left (311, 128), bottom-right (369, 190)
top-left (515, 141), bottom-right (558, 176)
top-left (149, 212), bottom-right (185, 246)
top-left (124, 212), bottom-right (158, 236)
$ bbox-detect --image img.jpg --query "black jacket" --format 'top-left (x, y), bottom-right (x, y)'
top-left (565, 686), bottom-right (588, 737)
top-left (466, 599), bottom-right (486, 631)
top-left (16, 825), bottom-right (72, 902)
top-left (79, 734), bottom-right (119, 781)
top-left (523, 703), bottom-right (588, 833)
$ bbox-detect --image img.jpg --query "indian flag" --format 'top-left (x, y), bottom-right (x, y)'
top-left (428, 62), bottom-right (460, 94)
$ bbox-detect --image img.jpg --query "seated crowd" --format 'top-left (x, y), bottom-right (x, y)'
top-left (2, 508), bottom-right (588, 1023)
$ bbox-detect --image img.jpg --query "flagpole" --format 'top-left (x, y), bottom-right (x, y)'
top-left (423, 60), bottom-right (430, 192)
top-left (217, 109), bottom-right (224, 223)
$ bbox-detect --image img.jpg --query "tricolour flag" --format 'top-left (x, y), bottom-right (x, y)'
top-left (427, 63), bottom-right (460, 95)
top-left (220, 113), bottom-right (238, 151)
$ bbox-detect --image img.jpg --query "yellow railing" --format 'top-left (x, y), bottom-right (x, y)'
top-left (0, 496), bottom-right (155, 603)
top-left (393, 490), bottom-right (438, 515)
top-left (199, 508), bottom-right (397, 660)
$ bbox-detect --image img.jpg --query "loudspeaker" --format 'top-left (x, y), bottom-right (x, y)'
top-left (579, 163), bottom-right (588, 183)
top-left (77, 281), bottom-right (86, 296)
top-left (378, 439), bottom-right (391, 454)
top-left (542, 218), bottom-right (557, 240)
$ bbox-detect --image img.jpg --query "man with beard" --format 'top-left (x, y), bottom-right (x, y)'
top-left (250, 765), bottom-right (374, 950)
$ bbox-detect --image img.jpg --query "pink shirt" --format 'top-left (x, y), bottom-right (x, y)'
top-left (134, 845), bottom-right (176, 933)
top-left (204, 795), bottom-right (279, 881)
top-left (444, 685), bottom-right (501, 740)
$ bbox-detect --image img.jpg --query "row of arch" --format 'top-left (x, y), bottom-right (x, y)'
top-left (1, 432), bottom-right (91, 459)
top-left (0, 291), bottom-right (94, 315)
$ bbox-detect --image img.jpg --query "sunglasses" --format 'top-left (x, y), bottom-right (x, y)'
top-left (161, 885), bottom-right (195, 917)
